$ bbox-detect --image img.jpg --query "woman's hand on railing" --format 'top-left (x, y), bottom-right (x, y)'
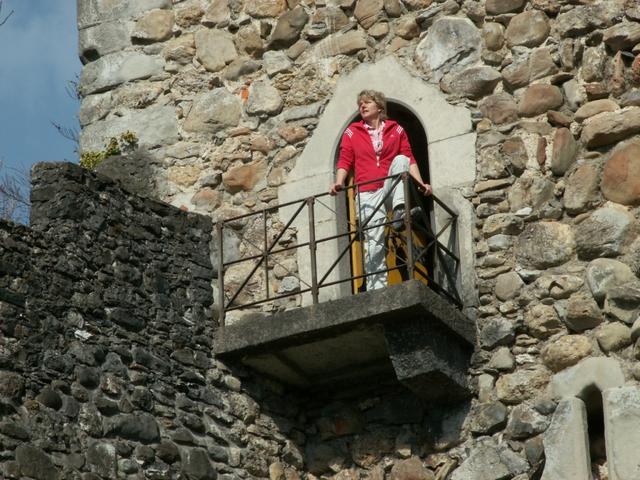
top-left (330, 168), bottom-right (348, 196)
top-left (329, 181), bottom-right (345, 196)
top-left (416, 181), bottom-right (432, 196)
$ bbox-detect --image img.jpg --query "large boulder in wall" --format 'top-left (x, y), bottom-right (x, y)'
top-left (602, 142), bottom-right (640, 205)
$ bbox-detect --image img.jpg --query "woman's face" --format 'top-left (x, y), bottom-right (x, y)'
top-left (358, 97), bottom-right (381, 124)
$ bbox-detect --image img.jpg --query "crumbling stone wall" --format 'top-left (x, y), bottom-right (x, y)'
top-left (75, 0), bottom-right (640, 478)
top-left (0, 163), bottom-right (305, 479)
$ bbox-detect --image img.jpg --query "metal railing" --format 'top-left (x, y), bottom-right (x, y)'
top-left (216, 173), bottom-right (461, 326)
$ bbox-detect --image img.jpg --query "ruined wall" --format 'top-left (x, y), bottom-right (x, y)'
top-left (0, 163), bottom-right (306, 479)
top-left (73, 0), bottom-right (640, 478)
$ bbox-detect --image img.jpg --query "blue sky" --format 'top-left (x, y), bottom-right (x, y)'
top-left (0, 1), bottom-right (81, 174)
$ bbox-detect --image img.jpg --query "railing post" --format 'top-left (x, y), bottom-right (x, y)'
top-left (402, 172), bottom-right (414, 280)
top-left (216, 221), bottom-right (226, 328)
top-left (263, 209), bottom-right (269, 300)
top-left (356, 183), bottom-right (366, 287)
top-left (307, 197), bottom-right (319, 304)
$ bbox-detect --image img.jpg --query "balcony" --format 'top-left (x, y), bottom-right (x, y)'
top-left (213, 173), bottom-right (475, 400)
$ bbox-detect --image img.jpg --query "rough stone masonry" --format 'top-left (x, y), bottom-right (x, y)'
top-left (5, 0), bottom-right (640, 477)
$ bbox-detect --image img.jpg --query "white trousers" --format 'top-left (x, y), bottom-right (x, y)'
top-left (356, 155), bottom-right (410, 291)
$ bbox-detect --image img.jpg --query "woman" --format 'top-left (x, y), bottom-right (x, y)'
top-left (329, 90), bottom-right (432, 290)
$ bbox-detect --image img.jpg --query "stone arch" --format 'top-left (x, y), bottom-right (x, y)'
top-left (544, 357), bottom-right (629, 480)
top-left (278, 56), bottom-right (477, 308)
top-left (550, 357), bottom-right (625, 400)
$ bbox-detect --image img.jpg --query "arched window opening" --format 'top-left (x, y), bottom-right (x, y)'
top-left (582, 385), bottom-right (607, 479)
top-left (333, 102), bottom-right (433, 294)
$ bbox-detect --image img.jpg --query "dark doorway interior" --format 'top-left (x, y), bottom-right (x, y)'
top-left (387, 102), bottom-right (430, 183)
top-left (582, 386), bottom-right (607, 477)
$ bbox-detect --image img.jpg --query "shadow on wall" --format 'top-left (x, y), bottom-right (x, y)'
top-left (95, 148), bottom-right (166, 199)
top-left (226, 358), bottom-right (469, 477)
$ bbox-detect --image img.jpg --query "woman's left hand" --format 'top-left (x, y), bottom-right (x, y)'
top-left (419, 182), bottom-right (432, 196)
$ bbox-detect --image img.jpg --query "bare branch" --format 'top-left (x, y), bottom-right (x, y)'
top-left (0, 1), bottom-right (15, 27)
top-left (51, 121), bottom-right (80, 145)
top-left (0, 160), bottom-right (31, 223)
top-left (52, 76), bottom-right (81, 152)
top-left (65, 76), bottom-right (81, 101)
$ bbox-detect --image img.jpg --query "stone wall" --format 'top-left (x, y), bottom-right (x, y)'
top-left (74, 0), bottom-right (640, 478)
top-left (0, 163), bottom-right (301, 479)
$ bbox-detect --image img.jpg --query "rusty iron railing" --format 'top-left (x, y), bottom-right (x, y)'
top-left (216, 173), bottom-right (461, 326)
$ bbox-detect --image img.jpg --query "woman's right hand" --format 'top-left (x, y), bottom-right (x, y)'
top-left (329, 182), bottom-right (344, 195)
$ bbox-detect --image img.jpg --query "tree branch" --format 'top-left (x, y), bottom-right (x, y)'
top-left (0, 160), bottom-right (31, 223)
top-left (51, 121), bottom-right (80, 144)
top-left (0, 1), bottom-right (15, 27)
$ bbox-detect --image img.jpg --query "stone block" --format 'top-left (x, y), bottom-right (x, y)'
top-left (486, 0), bottom-right (525, 15)
top-left (80, 105), bottom-right (178, 152)
top-left (563, 162), bottom-right (600, 215)
top-left (518, 85), bottom-right (563, 117)
top-left (131, 9), bottom-right (175, 43)
top-left (603, 22), bottom-right (640, 51)
top-left (581, 108), bottom-right (640, 148)
top-left (183, 89), bottom-right (242, 135)
top-left (246, 79), bottom-right (284, 116)
top-left (604, 386), bottom-right (640, 480)
top-left (597, 322), bottom-right (632, 352)
top-left (79, 20), bottom-right (134, 61)
top-left (78, 0), bottom-right (171, 29)
top-left (389, 456), bottom-right (434, 480)
top-left (564, 294), bottom-right (602, 332)
top-left (385, 314), bottom-right (473, 402)
top-left (508, 172), bottom-right (554, 212)
top-left (87, 442), bottom-right (117, 478)
top-left (505, 10), bottom-right (550, 48)
top-left (15, 445), bottom-right (60, 480)
top-left (550, 128), bottom-right (577, 176)
top-left (79, 51), bottom-right (164, 96)
top-left (515, 222), bottom-right (575, 269)
top-left (602, 142), bottom-right (640, 206)
top-left (451, 437), bottom-right (528, 480)
top-left (575, 99), bottom-right (619, 123)
top-left (480, 92), bottom-right (518, 124)
top-left (468, 401), bottom-right (508, 434)
top-left (541, 335), bottom-right (592, 372)
top-left (415, 17), bottom-right (481, 82)
top-left (441, 67), bottom-right (502, 100)
top-left (631, 317), bottom-right (640, 342)
top-left (269, 7), bottom-right (309, 48)
top-left (314, 29), bottom-right (368, 58)
top-left (586, 258), bottom-right (636, 304)
top-left (479, 317), bottom-right (515, 349)
top-left (575, 203), bottom-right (635, 260)
top-left (541, 398), bottom-right (591, 480)
top-left (604, 284), bottom-right (640, 324)
top-left (506, 403), bottom-right (550, 439)
top-left (195, 28), bottom-right (237, 72)
top-left (496, 366), bottom-right (549, 404)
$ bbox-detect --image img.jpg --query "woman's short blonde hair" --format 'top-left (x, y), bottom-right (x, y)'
top-left (357, 90), bottom-right (388, 121)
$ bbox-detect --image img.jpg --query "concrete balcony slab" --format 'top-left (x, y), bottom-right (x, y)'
top-left (214, 280), bottom-right (475, 401)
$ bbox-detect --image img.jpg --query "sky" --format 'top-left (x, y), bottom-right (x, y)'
top-left (0, 0), bottom-right (81, 176)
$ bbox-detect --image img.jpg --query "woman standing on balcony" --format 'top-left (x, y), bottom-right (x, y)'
top-left (329, 90), bottom-right (432, 291)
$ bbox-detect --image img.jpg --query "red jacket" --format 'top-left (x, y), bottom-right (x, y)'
top-left (336, 120), bottom-right (416, 192)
